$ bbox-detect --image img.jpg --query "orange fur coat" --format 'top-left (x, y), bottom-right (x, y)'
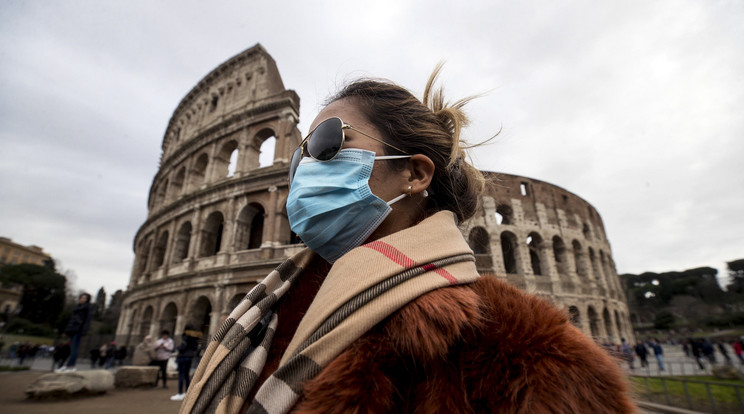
top-left (292, 276), bottom-right (636, 413)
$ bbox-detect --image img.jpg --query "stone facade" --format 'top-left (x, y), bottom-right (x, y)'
top-left (116, 44), bottom-right (633, 346)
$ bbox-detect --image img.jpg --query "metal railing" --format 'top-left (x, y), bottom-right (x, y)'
top-left (633, 375), bottom-right (744, 413)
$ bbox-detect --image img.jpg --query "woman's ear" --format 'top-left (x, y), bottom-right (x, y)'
top-left (406, 154), bottom-right (435, 195)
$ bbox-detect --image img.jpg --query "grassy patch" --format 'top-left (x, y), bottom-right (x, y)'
top-left (0, 365), bottom-right (30, 371)
top-left (631, 375), bottom-right (744, 413)
top-left (0, 334), bottom-right (54, 346)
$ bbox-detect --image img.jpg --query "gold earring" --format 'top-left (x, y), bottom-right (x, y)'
top-left (407, 185), bottom-right (412, 197)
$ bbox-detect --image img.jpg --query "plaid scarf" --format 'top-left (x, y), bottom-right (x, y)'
top-left (179, 211), bottom-right (479, 414)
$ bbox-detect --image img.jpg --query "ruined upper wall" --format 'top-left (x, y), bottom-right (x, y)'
top-left (160, 44), bottom-right (296, 160)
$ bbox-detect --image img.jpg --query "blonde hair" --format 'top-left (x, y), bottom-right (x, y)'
top-left (328, 64), bottom-right (487, 222)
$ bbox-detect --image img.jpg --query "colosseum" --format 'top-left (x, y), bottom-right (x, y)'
top-left (116, 44), bottom-right (633, 347)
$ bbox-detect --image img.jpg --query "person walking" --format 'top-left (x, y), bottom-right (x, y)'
top-left (151, 330), bottom-right (174, 389)
top-left (634, 340), bottom-right (649, 368)
top-left (690, 338), bottom-right (705, 370)
top-left (52, 336), bottom-right (71, 371)
top-left (716, 341), bottom-right (731, 365)
top-left (89, 346), bottom-right (100, 369)
top-left (620, 338), bottom-right (634, 370)
top-left (650, 338), bottom-right (665, 371)
top-left (57, 293), bottom-right (92, 373)
top-left (171, 325), bottom-right (202, 401)
top-left (701, 339), bottom-right (716, 364)
top-left (733, 339), bottom-right (744, 364)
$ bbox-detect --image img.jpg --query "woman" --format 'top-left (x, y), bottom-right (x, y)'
top-left (181, 67), bottom-right (635, 413)
top-left (57, 292), bottom-right (91, 373)
top-left (171, 325), bottom-right (202, 401)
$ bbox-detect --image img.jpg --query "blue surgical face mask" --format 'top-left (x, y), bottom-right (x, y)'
top-left (286, 149), bottom-right (411, 263)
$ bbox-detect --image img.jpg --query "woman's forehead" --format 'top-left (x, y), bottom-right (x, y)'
top-left (308, 99), bottom-right (368, 133)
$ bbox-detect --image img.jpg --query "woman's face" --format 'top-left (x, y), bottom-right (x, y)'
top-left (307, 98), bottom-right (414, 240)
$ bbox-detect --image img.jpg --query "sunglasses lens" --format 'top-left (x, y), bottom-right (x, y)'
top-left (307, 118), bottom-right (343, 161)
top-left (288, 147), bottom-right (302, 187)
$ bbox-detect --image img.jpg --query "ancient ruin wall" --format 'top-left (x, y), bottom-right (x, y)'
top-left (117, 45), bottom-right (633, 345)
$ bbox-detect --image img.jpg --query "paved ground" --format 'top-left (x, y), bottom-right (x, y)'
top-left (0, 357), bottom-right (183, 414)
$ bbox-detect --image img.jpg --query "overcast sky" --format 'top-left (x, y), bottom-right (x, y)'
top-left (1, 0), bottom-right (742, 297)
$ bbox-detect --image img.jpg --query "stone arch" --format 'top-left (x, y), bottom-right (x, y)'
top-left (568, 306), bottom-right (581, 328)
top-left (500, 231), bottom-right (518, 274)
top-left (572, 240), bottom-right (589, 282)
top-left (172, 221), bottom-right (192, 264)
top-left (245, 127), bottom-right (278, 170)
top-left (127, 308), bottom-right (138, 342)
top-left (188, 296), bottom-right (213, 337)
top-left (214, 139), bottom-right (239, 178)
top-left (152, 231), bottom-right (169, 269)
top-left (582, 222), bottom-right (592, 240)
top-left (603, 307), bottom-right (614, 340)
top-left (587, 306), bottom-right (600, 338)
top-left (140, 305), bottom-right (154, 337)
top-left (589, 247), bottom-right (601, 280)
top-left (200, 211), bottom-right (224, 257)
top-left (495, 204), bottom-right (514, 225)
top-left (259, 136), bottom-right (276, 168)
top-left (235, 203), bottom-right (265, 250)
top-left (552, 236), bottom-right (568, 277)
top-left (155, 179), bottom-right (168, 206)
top-left (526, 232), bottom-right (545, 276)
top-left (190, 153), bottom-right (209, 190)
top-left (160, 302), bottom-right (178, 335)
top-left (171, 167), bottom-right (186, 199)
top-left (468, 227), bottom-right (491, 254)
top-left (138, 238), bottom-right (153, 275)
top-left (615, 310), bottom-right (623, 339)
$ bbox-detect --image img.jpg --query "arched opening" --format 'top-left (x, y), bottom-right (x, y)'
top-left (172, 222), bottom-right (192, 264)
top-left (140, 306), bottom-right (154, 337)
top-left (160, 302), bottom-right (178, 336)
top-left (587, 306), bottom-right (600, 338)
top-left (152, 231), bottom-right (169, 269)
top-left (500, 232), bottom-right (518, 274)
top-left (190, 153), bottom-right (209, 190)
top-left (171, 167), bottom-right (186, 198)
top-left (568, 306), bottom-right (581, 328)
top-left (259, 136), bottom-right (276, 167)
top-left (589, 247), bottom-right (601, 280)
top-left (235, 203), bottom-right (265, 250)
top-left (155, 179), bottom-right (168, 205)
top-left (496, 204), bottom-right (513, 225)
top-left (572, 240), bottom-right (589, 282)
top-left (553, 236), bottom-right (568, 276)
top-left (189, 296), bottom-right (212, 337)
top-left (615, 310), bottom-right (623, 339)
top-left (200, 212), bottom-right (224, 257)
top-left (582, 223), bottom-right (592, 240)
top-left (468, 227), bottom-right (490, 254)
top-left (215, 140), bottom-right (239, 178)
top-left (603, 308), bottom-right (614, 340)
top-left (527, 232), bottom-right (544, 276)
top-left (138, 238), bottom-right (152, 275)
top-left (227, 149), bottom-right (238, 177)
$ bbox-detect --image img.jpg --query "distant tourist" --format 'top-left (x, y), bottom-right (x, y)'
top-left (701, 339), bottom-right (716, 364)
top-left (733, 339), bottom-right (744, 364)
top-left (716, 341), bottom-right (731, 365)
top-left (151, 330), bottom-right (174, 389)
top-left (56, 292), bottom-right (92, 373)
top-left (52, 336), bottom-right (70, 370)
top-left (620, 338), bottom-right (634, 370)
top-left (89, 346), bottom-right (100, 369)
top-left (689, 338), bottom-right (705, 370)
top-left (634, 340), bottom-right (649, 368)
top-left (170, 324), bottom-right (202, 401)
top-left (650, 338), bottom-right (665, 371)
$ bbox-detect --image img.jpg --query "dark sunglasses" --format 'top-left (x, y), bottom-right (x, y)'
top-left (288, 117), bottom-right (409, 186)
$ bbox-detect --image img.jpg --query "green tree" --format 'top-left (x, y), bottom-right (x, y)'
top-left (0, 263), bottom-right (66, 325)
top-left (726, 259), bottom-right (744, 294)
top-left (654, 311), bottom-right (675, 329)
